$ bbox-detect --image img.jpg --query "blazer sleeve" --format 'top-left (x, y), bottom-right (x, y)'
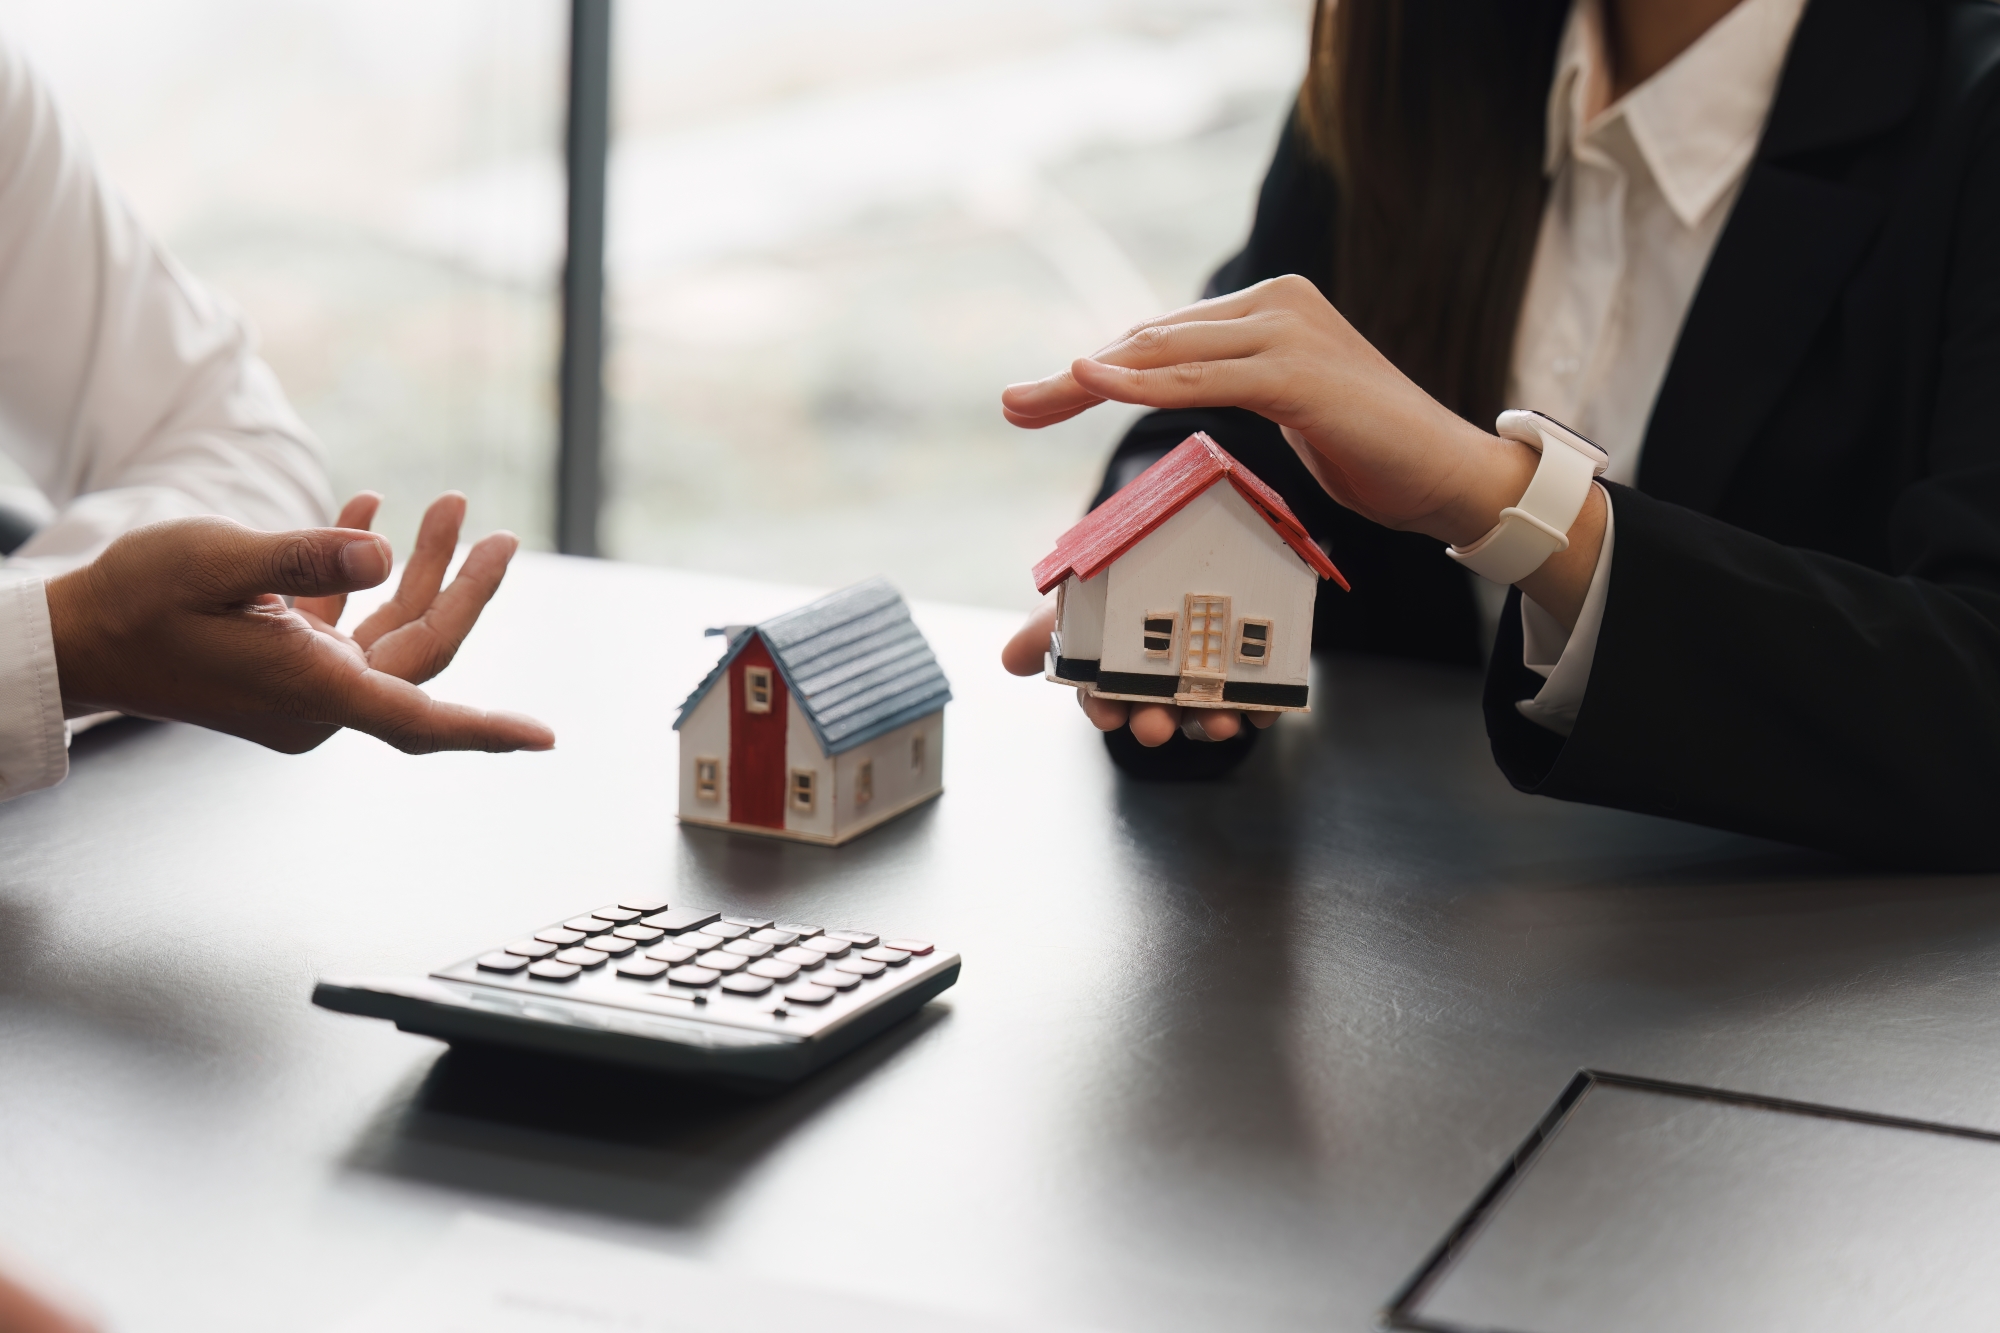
top-left (1090, 114), bottom-right (1483, 666)
top-left (1485, 95), bottom-right (2000, 869)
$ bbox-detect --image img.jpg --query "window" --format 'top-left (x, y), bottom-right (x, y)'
top-left (694, 757), bottom-right (721, 801)
top-left (790, 768), bottom-right (817, 814)
top-left (1142, 612), bottom-right (1176, 656)
top-left (1236, 619), bottom-right (1272, 664)
top-left (856, 758), bottom-right (874, 805)
top-left (911, 733), bottom-right (926, 773)
top-left (745, 666), bottom-right (773, 713)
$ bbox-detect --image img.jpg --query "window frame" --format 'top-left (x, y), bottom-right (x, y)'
top-left (856, 757), bottom-right (874, 805)
top-left (911, 733), bottom-right (926, 773)
top-left (789, 767), bottom-right (817, 814)
top-left (1235, 618), bottom-right (1273, 665)
top-left (694, 756), bottom-right (721, 801)
top-left (1142, 611), bottom-right (1177, 658)
top-left (744, 666), bottom-right (773, 713)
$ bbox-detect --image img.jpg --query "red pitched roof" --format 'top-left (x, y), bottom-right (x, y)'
top-left (1032, 433), bottom-right (1348, 595)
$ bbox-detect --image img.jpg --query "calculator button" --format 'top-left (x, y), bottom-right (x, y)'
top-left (613, 924), bottom-right (665, 943)
top-left (504, 939), bottom-right (558, 959)
top-left (617, 895), bottom-right (671, 913)
top-left (642, 908), bottom-right (722, 935)
top-left (814, 969), bottom-right (861, 991)
top-left (775, 947), bottom-right (824, 969)
top-left (666, 965), bottom-right (720, 987)
top-left (555, 946), bottom-right (609, 968)
top-left (750, 928), bottom-right (800, 946)
top-left (536, 927), bottom-right (587, 946)
top-left (722, 939), bottom-right (774, 959)
top-left (616, 957), bottom-right (672, 980)
top-left (834, 957), bottom-right (886, 978)
top-left (705, 921), bottom-right (751, 941)
top-left (678, 931), bottom-right (724, 952)
top-left (589, 905), bottom-right (643, 924)
top-left (860, 947), bottom-right (911, 966)
top-left (784, 983), bottom-right (837, 1005)
top-left (529, 959), bottom-right (582, 981)
top-left (720, 974), bottom-right (772, 995)
top-left (775, 923), bottom-right (822, 938)
top-left (564, 916), bottom-right (611, 934)
top-left (695, 951), bottom-right (747, 973)
top-left (827, 929), bottom-right (879, 947)
top-left (721, 916), bottom-right (774, 930)
top-left (646, 942), bottom-right (698, 965)
top-left (800, 936), bottom-right (850, 957)
top-left (588, 935), bottom-right (636, 957)
top-left (477, 951), bottom-right (529, 972)
top-left (747, 959), bottom-right (801, 981)
top-left (884, 939), bottom-right (934, 956)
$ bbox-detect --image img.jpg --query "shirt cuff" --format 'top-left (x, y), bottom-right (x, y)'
top-left (1514, 486), bottom-right (1614, 738)
top-left (0, 569), bottom-right (70, 801)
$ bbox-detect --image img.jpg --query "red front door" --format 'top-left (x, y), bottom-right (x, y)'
top-left (728, 636), bottom-right (787, 828)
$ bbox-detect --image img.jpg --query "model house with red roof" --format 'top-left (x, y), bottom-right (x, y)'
top-left (1032, 433), bottom-right (1346, 712)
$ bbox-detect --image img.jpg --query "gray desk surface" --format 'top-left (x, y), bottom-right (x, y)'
top-left (4, 555), bottom-right (1999, 1332)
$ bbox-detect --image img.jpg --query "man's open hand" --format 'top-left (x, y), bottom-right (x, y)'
top-left (45, 497), bottom-right (554, 756)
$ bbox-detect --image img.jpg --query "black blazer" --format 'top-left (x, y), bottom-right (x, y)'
top-left (1094, 0), bottom-right (2000, 868)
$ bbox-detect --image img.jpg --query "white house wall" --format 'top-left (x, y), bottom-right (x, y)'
top-left (783, 697), bottom-right (836, 840)
top-left (676, 686), bottom-right (731, 824)
top-left (1054, 570), bottom-right (1107, 661)
top-left (830, 711), bottom-right (944, 840)
top-left (1100, 483), bottom-right (1318, 687)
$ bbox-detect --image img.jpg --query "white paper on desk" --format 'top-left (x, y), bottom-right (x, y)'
top-left (329, 1212), bottom-right (1047, 1333)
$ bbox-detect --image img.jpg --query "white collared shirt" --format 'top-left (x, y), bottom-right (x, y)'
top-left (0, 33), bottom-right (331, 801)
top-left (1507, 0), bottom-right (1807, 735)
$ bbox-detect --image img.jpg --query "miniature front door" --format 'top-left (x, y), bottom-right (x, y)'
top-left (728, 638), bottom-right (788, 829)
top-left (1177, 593), bottom-right (1230, 703)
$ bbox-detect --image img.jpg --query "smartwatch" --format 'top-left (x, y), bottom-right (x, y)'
top-left (1445, 410), bottom-right (1609, 585)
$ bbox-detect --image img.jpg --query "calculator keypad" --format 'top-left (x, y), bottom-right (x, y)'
top-left (435, 902), bottom-right (953, 1039)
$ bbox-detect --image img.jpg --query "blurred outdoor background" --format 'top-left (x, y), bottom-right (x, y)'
top-left (0, 0), bottom-right (1310, 609)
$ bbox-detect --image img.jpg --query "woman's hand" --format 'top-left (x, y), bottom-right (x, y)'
top-left (1000, 596), bottom-right (1276, 747)
top-left (1003, 274), bottom-right (1605, 626)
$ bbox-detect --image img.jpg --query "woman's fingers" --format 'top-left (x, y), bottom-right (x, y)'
top-left (1069, 353), bottom-right (1279, 415)
top-left (1002, 599), bottom-right (1059, 676)
top-left (1077, 689), bottom-right (1129, 731)
top-left (352, 492), bottom-right (466, 650)
top-left (1000, 370), bottom-right (1104, 428)
top-left (1126, 703), bottom-right (1181, 747)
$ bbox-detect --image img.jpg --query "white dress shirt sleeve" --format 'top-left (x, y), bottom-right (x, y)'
top-left (0, 33), bottom-right (334, 800)
top-left (1514, 486), bottom-right (1614, 738)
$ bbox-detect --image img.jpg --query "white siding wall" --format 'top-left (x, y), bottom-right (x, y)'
top-left (830, 710), bottom-right (944, 839)
top-left (676, 687), bottom-right (731, 824)
top-left (782, 697), bottom-right (835, 840)
top-left (1099, 483), bottom-right (1318, 688)
top-left (1054, 570), bottom-right (1107, 660)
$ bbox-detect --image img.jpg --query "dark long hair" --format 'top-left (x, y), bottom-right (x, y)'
top-left (1299, 0), bottom-right (1571, 425)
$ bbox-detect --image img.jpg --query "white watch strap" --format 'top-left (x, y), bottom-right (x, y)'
top-left (1446, 411), bottom-right (1609, 585)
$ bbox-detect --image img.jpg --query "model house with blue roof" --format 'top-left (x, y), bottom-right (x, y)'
top-left (673, 578), bottom-right (951, 845)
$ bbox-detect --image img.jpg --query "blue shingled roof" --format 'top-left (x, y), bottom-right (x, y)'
top-left (672, 578), bottom-right (951, 755)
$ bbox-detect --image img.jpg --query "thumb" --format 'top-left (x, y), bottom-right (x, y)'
top-left (189, 520), bottom-right (393, 602)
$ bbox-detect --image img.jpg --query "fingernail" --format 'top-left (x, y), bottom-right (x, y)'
top-left (340, 537), bottom-right (388, 581)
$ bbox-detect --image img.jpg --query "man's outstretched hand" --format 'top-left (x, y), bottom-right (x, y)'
top-left (1001, 596), bottom-right (1275, 747)
top-left (45, 493), bottom-right (555, 756)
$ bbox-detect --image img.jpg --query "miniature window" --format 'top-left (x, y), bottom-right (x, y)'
top-left (790, 768), bottom-right (817, 813)
top-left (856, 758), bottom-right (874, 804)
top-left (694, 757), bottom-right (721, 802)
top-left (911, 733), bottom-right (926, 772)
top-left (1236, 619), bottom-right (1272, 664)
top-left (745, 667), bottom-right (773, 713)
top-left (1142, 612), bottom-right (1176, 656)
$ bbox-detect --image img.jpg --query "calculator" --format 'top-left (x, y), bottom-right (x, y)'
top-left (312, 896), bottom-right (961, 1088)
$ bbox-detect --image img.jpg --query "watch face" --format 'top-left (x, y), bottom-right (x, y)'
top-left (1518, 410), bottom-right (1610, 468)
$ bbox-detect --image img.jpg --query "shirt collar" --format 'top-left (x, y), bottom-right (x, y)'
top-left (1544, 0), bottom-right (1810, 228)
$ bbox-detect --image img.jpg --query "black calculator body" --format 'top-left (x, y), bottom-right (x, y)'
top-left (313, 898), bottom-right (959, 1088)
